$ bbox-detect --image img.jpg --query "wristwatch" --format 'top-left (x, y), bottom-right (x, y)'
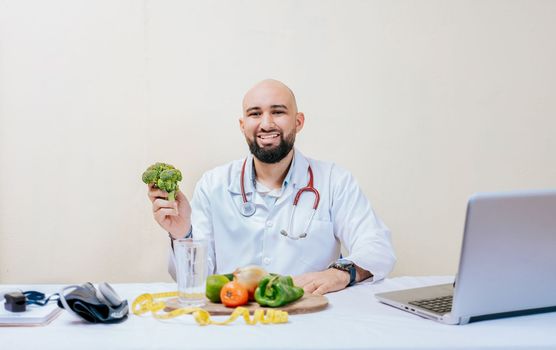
top-left (328, 258), bottom-right (357, 287)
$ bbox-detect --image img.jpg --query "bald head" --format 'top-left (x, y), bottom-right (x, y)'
top-left (242, 79), bottom-right (298, 115)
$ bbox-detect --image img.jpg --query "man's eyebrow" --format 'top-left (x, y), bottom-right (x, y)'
top-left (246, 105), bottom-right (288, 113)
top-left (245, 107), bottom-right (261, 113)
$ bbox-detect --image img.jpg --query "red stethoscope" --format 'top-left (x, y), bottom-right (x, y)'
top-left (240, 158), bottom-right (320, 240)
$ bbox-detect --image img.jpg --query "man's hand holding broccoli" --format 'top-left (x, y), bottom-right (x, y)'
top-left (143, 162), bottom-right (192, 239)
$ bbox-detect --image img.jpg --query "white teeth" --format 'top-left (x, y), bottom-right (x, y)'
top-left (259, 134), bottom-right (279, 139)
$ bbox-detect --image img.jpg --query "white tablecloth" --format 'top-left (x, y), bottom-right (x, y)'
top-left (2, 276), bottom-right (556, 349)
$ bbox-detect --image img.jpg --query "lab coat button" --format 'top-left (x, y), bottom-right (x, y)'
top-left (263, 257), bottom-right (271, 265)
top-left (266, 221), bottom-right (273, 227)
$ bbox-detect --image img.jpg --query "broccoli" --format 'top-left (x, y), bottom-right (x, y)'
top-left (142, 162), bottom-right (183, 201)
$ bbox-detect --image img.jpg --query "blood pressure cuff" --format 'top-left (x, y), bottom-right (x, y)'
top-left (57, 283), bottom-right (128, 324)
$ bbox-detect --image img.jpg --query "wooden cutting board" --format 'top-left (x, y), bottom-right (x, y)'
top-left (165, 293), bottom-right (328, 315)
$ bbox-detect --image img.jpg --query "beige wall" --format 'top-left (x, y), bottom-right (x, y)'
top-left (1, 0), bottom-right (555, 283)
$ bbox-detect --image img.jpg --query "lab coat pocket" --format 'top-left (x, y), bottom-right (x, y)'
top-left (297, 219), bottom-right (339, 272)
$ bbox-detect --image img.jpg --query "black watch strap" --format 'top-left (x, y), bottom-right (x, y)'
top-left (329, 259), bottom-right (357, 287)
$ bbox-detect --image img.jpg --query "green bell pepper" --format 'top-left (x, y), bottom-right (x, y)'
top-left (254, 274), bottom-right (304, 307)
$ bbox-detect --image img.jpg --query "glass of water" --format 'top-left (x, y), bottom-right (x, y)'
top-left (173, 238), bottom-right (208, 306)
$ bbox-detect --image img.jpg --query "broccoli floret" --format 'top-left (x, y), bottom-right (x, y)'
top-left (157, 169), bottom-right (182, 201)
top-left (142, 162), bottom-right (182, 201)
top-left (142, 169), bottom-right (159, 184)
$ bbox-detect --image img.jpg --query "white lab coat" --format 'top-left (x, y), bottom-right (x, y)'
top-left (169, 149), bottom-right (396, 282)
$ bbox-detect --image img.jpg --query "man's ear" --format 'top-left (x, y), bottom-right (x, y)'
top-left (295, 112), bottom-right (305, 133)
top-left (239, 117), bottom-right (244, 133)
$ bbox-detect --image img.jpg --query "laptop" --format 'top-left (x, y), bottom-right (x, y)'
top-left (375, 189), bottom-right (556, 324)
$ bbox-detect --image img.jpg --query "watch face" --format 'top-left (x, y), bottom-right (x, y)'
top-left (332, 259), bottom-right (356, 287)
top-left (337, 258), bottom-right (354, 267)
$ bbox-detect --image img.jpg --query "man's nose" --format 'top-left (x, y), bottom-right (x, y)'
top-left (260, 112), bottom-right (275, 129)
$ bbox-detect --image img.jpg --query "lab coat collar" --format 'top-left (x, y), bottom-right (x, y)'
top-left (227, 153), bottom-right (257, 196)
top-left (227, 148), bottom-right (309, 195)
top-left (289, 149), bottom-right (310, 190)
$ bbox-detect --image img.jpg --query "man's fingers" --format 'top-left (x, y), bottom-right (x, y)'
top-left (153, 198), bottom-right (177, 212)
top-left (295, 270), bottom-right (348, 295)
top-left (303, 281), bottom-right (319, 294)
top-left (149, 190), bottom-right (169, 201)
top-left (148, 186), bottom-right (169, 201)
top-left (154, 208), bottom-right (179, 221)
top-left (312, 285), bottom-right (328, 296)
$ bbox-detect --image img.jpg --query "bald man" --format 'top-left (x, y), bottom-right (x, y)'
top-left (148, 79), bottom-right (396, 295)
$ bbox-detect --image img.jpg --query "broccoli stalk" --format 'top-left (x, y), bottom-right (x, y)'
top-left (142, 162), bottom-right (183, 201)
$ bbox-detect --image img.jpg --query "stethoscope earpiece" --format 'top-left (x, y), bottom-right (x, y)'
top-left (240, 158), bottom-right (320, 239)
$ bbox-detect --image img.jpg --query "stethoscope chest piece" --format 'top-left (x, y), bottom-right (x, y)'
top-left (240, 201), bottom-right (256, 217)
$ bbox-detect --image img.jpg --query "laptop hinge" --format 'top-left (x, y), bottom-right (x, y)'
top-left (440, 312), bottom-right (463, 325)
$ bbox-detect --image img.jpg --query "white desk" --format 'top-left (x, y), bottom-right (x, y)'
top-left (2, 276), bottom-right (556, 349)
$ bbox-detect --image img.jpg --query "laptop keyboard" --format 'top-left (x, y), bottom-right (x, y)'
top-left (409, 295), bottom-right (453, 314)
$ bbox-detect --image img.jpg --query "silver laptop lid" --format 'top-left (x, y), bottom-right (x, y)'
top-left (452, 189), bottom-right (556, 320)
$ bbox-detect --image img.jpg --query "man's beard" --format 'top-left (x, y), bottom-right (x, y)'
top-left (247, 131), bottom-right (295, 164)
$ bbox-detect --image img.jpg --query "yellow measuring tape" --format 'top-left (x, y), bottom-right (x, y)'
top-left (132, 292), bottom-right (288, 326)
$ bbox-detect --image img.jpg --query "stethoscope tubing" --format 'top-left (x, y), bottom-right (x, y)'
top-left (239, 158), bottom-right (320, 239)
top-left (293, 166), bottom-right (320, 209)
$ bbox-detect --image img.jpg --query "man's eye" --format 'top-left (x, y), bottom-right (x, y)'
top-left (272, 110), bottom-right (285, 115)
top-left (248, 112), bottom-right (261, 117)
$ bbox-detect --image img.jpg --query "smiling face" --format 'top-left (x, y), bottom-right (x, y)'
top-left (240, 80), bottom-right (304, 163)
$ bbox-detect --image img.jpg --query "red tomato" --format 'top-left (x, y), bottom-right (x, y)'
top-left (220, 281), bottom-right (249, 308)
